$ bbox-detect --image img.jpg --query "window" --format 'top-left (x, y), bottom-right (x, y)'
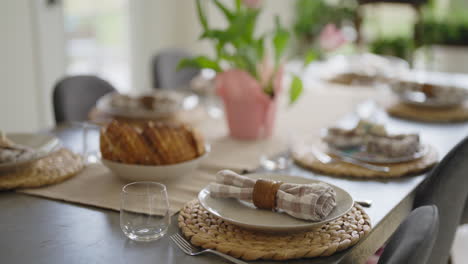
top-left (63, 0), bottom-right (130, 92)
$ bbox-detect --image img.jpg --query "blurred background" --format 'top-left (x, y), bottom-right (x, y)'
top-left (2, 0), bottom-right (468, 132)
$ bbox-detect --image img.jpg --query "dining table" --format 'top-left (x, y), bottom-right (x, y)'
top-left (1, 82), bottom-right (468, 264)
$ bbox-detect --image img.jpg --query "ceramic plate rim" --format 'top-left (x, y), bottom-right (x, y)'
top-left (390, 83), bottom-right (468, 108)
top-left (0, 133), bottom-right (61, 169)
top-left (397, 93), bottom-right (466, 108)
top-left (198, 173), bottom-right (354, 230)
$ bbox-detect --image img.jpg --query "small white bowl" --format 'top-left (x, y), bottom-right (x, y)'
top-left (101, 146), bottom-right (209, 182)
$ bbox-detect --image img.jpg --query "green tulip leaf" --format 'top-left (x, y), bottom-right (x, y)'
top-left (196, 0), bottom-right (208, 31)
top-left (273, 16), bottom-right (290, 64)
top-left (177, 56), bottom-right (222, 72)
top-left (304, 49), bottom-right (317, 65)
top-left (289, 75), bottom-right (303, 105)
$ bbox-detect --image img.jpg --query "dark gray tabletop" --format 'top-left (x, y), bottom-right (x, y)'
top-left (1, 102), bottom-right (468, 264)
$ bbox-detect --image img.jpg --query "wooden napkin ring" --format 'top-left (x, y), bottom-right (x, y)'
top-left (252, 179), bottom-right (283, 210)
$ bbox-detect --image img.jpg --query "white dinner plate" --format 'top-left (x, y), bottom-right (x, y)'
top-left (328, 144), bottom-right (428, 164)
top-left (198, 173), bottom-right (354, 233)
top-left (0, 133), bottom-right (61, 172)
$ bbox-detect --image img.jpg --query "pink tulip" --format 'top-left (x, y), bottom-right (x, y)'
top-left (243, 0), bottom-right (262, 9)
top-left (319, 24), bottom-right (347, 51)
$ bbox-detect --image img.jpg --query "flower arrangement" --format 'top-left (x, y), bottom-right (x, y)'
top-left (293, 0), bottom-right (357, 56)
top-left (179, 0), bottom-right (303, 104)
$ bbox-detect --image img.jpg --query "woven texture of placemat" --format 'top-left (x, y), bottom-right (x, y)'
top-left (0, 148), bottom-right (84, 190)
top-left (386, 102), bottom-right (468, 123)
top-left (291, 146), bottom-right (438, 179)
top-left (178, 200), bottom-right (371, 261)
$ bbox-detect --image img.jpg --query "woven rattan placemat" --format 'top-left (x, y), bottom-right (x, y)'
top-left (0, 149), bottom-right (84, 190)
top-left (386, 102), bottom-right (468, 123)
top-left (178, 200), bottom-right (371, 261)
top-left (291, 145), bottom-right (438, 179)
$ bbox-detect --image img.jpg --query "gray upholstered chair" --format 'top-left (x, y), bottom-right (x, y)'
top-left (53, 75), bottom-right (115, 123)
top-left (378, 205), bottom-right (439, 264)
top-left (151, 49), bottom-right (200, 89)
top-left (463, 202), bottom-right (468, 224)
top-left (413, 135), bottom-right (468, 264)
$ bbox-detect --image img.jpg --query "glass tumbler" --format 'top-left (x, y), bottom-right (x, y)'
top-left (120, 182), bottom-right (170, 242)
top-left (82, 122), bottom-right (101, 164)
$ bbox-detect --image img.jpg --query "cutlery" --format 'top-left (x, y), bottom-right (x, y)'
top-left (260, 154), bottom-right (291, 171)
top-left (310, 147), bottom-right (390, 173)
top-left (355, 100), bottom-right (380, 122)
top-left (170, 233), bottom-right (248, 264)
top-left (355, 200), bottom-right (373, 208)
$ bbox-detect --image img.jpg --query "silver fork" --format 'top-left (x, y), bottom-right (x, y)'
top-left (311, 147), bottom-right (390, 173)
top-left (355, 200), bottom-right (373, 208)
top-left (170, 233), bottom-right (248, 264)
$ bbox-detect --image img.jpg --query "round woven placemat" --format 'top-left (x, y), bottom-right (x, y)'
top-left (178, 200), bottom-right (372, 261)
top-left (292, 145), bottom-right (438, 179)
top-left (386, 102), bottom-right (468, 123)
top-left (0, 148), bottom-right (84, 190)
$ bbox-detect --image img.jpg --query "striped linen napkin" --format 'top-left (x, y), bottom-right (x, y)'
top-left (208, 170), bottom-right (337, 221)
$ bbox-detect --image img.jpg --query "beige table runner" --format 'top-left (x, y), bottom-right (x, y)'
top-left (19, 164), bottom-right (217, 215)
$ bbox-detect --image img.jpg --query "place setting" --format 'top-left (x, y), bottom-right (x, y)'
top-left (291, 119), bottom-right (439, 179)
top-left (315, 53), bottom-right (409, 87)
top-left (384, 71), bottom-right (468, 123)
top-left (172, 170), bottom-right (371, 262)
top-left (0, 131), bottom-right (84, 190)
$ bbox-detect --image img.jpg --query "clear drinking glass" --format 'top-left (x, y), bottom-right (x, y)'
top-left (66, 121), bottom-right (100, 164)
top-left (120, 182), bottom-right (170, 242)
top-left (82, 122), bottom-right (101, 164)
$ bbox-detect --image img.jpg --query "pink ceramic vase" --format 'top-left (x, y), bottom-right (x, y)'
top-left (216, 68), bottom-right (282, 140)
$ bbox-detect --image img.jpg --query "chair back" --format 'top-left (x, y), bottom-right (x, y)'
top-left (53, 75), bottom-right (115, 123)
top-left (414, 135), bottom-right (468, 264)
top-left (378, 205), bottom-right (439, 264)
top-left (152, 49), bottom-right (199, 89)
top-left (463, 202), bottom-right (468, 224)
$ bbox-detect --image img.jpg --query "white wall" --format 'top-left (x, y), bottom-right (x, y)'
top-left (129, 0), bottom-right (295, 92)
top-left (32, 0), bottom-right (66, 129)
top-left (0, 0), bottom-right (41, 132)
top-left (129, 0), bottom-right (178, 92)
top-left (0, 0), bottom-right (65, 133)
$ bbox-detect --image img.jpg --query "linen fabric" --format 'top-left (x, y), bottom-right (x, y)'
top-left (209, 170), bottom-right (336, 221)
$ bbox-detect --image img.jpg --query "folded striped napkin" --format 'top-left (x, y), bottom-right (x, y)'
top-left (208, 170), bottom-right (337, 221)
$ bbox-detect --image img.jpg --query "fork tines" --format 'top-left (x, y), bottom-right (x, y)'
top-left (170, 233), bottom-right (196, 254)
